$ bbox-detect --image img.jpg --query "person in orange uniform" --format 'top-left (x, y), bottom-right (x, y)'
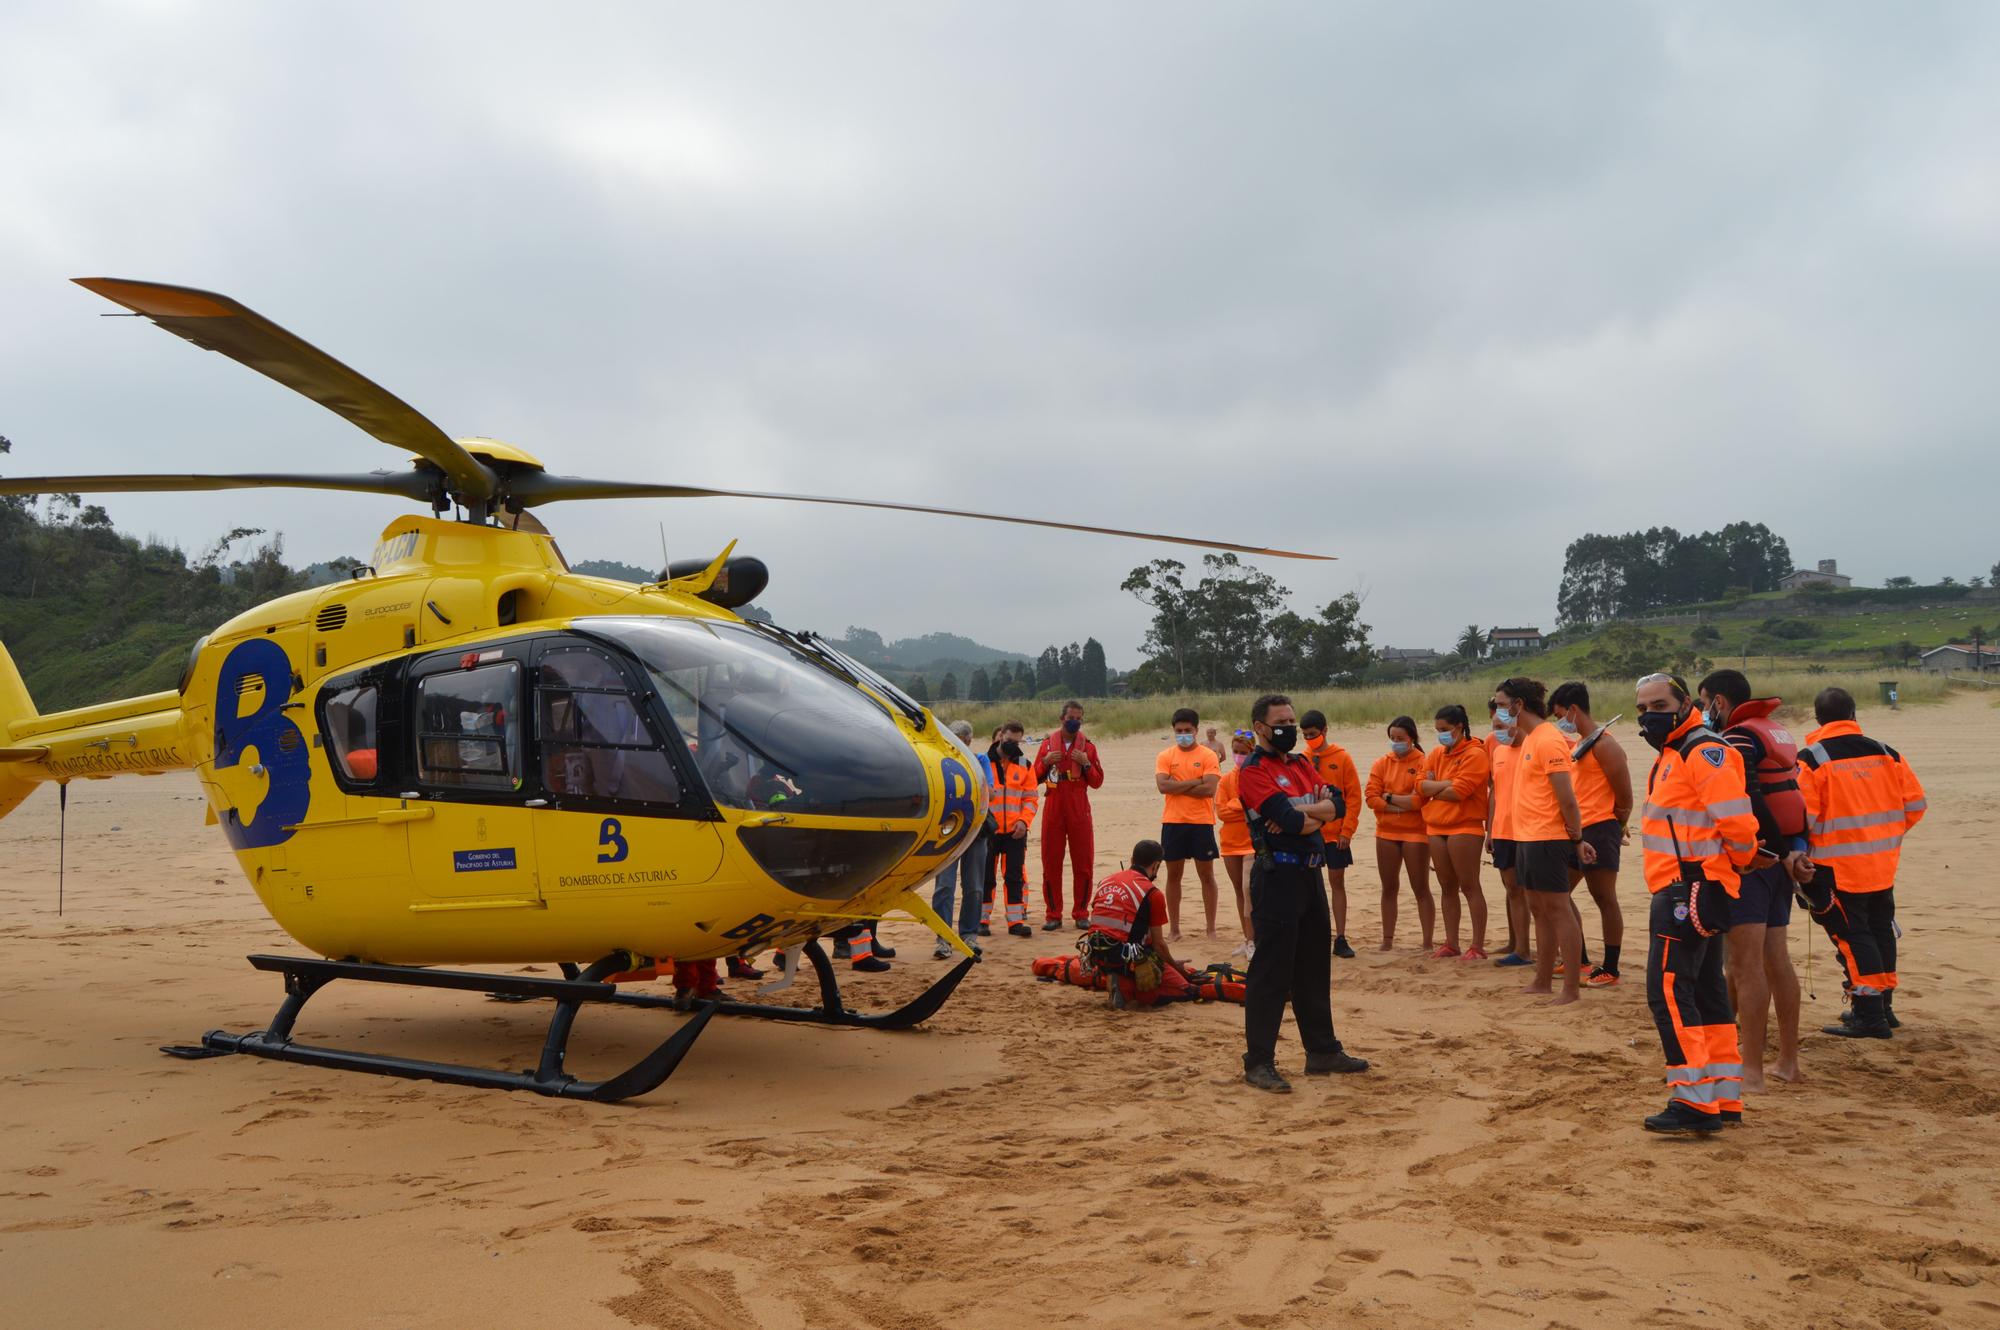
top-left (1366, 717), bottom-right (1432, 952)
top-left (1034, 700), bottom-right (1105, 930)
top-left (1419, 704), bottom-right (1490, 959)
top-left (1156, 707), bottom-right (1223, 940)
top-left (988, 724), bottom-right (1040, 938)
top-left (1215, 728), bottom-right (1258, 951)
top-left (1497, 678), bottom-right (1586, 1006)
top-left (1636, 671), bottom-right (1763, 1134)
top-left (1300, 710), bottom-right (1364, 959)
top-left (1549, 683), bottom-right (1633, 987)
top-left (1081, 839), bottom-right (1198, 1009)
top-left (1790, 686), bottom-right (1927, 1040)
top-left (1486, 699), bottom-right (1530, 968)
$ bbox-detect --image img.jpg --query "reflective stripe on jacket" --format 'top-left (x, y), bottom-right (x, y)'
top-left (1798, 720), bottom-right (1926, 893)
top-left (1640, 710), bottom-right (1758, 895)
top-left (991, 758), bottom-right (1040, 834)
top-left (1085, 870), bottom-right (1155, 940)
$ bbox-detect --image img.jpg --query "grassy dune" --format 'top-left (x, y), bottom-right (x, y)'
top-left (934, 671), bottom-right (1946, 742)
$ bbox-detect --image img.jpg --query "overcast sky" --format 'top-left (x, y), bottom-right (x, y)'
top-left (3, 2), bottom-right (1994, 666)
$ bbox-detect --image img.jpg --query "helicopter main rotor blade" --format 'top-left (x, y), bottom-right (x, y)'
top-left (72, 278), bottom-right (496, 501)
top-left (508, 474), bottom-right (1335, 561)
top-left (0, 471), bottom-right (438, 501)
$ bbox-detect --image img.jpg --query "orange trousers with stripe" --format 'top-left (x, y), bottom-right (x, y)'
top-left (1645, 884), bottom-right (1743, 1116)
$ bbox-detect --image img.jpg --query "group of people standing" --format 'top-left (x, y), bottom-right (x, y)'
top-left (927, 671), bottom-right (1926, 1122)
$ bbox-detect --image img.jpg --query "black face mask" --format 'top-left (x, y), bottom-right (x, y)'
top-left (1001, 741), bottom-right (1023, 761)
top-left (1265, 723), bottom-right (1299, 753)
top-left (1638, 709), bottom-right (1684, 751)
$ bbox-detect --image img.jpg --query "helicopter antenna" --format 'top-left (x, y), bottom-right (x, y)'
top-left (57, 780), bottom-right (67, 917)
top-left (658, 521), bottom-right (668, 572)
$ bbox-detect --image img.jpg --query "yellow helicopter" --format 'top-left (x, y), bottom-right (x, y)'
top-left (0, 278), bottom-right (1329, 1102)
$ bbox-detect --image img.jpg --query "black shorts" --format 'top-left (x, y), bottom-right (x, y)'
top-left (1578, 819), bottom-right (1623, 874)
top-left (1517, 840), bottom-right (1575, 894)
top-left (1323, 844), bottom-right (1355, 872)
top-left (1490, 838), bottom-right (1518, 873)
top-left (1160, 823), bottom-right (1219, 862)
top-left (1732, 863), bottom-right (1794, 929)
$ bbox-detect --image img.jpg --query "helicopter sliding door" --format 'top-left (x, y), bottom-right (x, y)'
top-left (404, 646), bottom-right (545, 902)
top-left (528, 637), bottom-right (724, 897)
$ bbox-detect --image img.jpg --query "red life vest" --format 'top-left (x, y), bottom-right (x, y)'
top-left (1725, 698), bottom-right (1806, 837)
top-left (1086, 870), bottom-right (1155, 942)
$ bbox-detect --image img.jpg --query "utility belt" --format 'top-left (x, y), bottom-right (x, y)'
top-left (1661, 875), bottom-right (1732, 939)
top-left (1262, 849), bottom-right (1325, 869)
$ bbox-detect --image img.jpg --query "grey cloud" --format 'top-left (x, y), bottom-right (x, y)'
top-left (3, 1), bottom-right (1996, 667)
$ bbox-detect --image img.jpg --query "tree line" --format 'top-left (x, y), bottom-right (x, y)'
top-left (1121, 553), bottom-right (1372, 693)
top-left (1557, 523), bottom-right (1792, 625)
top-left (904, 638), bottom-right (1109, 704)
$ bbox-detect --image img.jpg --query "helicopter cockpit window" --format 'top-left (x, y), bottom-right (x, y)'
top-left (536, 646), bottom-right (682, 807)
top-left (323, 683), bottom-right (381, 784)
top-left (583, 617), bottom-right (930, 820)
top-left (416, 662), bottom-right (522, 792)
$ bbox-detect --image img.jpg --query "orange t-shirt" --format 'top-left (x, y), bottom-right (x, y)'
top-left (1421, 738), bottom-right (1490, 836)
top-left (1571, 731), bottom-right (1619, 826)
top-left (1513, 721), bottom-right (1576, 842)
top-left (1216, 764), bottom-right (1252, 856)
top-left (1156, 743), bottom-right (1220, 825)
top-left (1488, 732), bottom-right (1519, 839)
top-left (1366, 750), bottom-right (1428, 843)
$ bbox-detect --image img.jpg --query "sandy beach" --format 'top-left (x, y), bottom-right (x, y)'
top-left (4, 694), bottom-right (1998, 1329)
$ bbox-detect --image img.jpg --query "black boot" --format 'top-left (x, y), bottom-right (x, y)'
top-left (1824, 992), bottom-right (1893, 1039)
top-left (1842, 991), bottom-right (1902, 1029)
top-left (1643, 1101), bottom-right (1722, 1134)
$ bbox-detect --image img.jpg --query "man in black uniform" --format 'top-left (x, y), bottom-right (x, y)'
top-left (1237, 693), bottom-right (1369, 1092)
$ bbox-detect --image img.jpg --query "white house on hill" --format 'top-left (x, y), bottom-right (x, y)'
top-left (1778, 558), bottom-right (1853, 591)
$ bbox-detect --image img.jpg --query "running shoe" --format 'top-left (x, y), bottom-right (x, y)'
top-left (1494, 953), bottom-right (1532, 968)
top-left (1585, 967), bottom-right (1620, 988)
top-left (1461, 946), bottom-right (1487, 961)
top-left (1332, 936), bottom-right (1357, 959)
top-left (1429, 944), bottom-right (1460, 959)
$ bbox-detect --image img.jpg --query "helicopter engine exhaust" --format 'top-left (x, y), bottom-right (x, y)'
top-left (660, 555), bottom-right (769, 609)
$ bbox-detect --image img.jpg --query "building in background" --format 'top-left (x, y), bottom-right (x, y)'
top-left (1919, 643), bottom-right (1998, 674)
top-left (1486, 627), bottom-right (1545, 655)
top-left (1778, 559), bottom-right (1854, 591)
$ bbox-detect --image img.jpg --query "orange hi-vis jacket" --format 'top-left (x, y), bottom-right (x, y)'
top-left (1305, 738), bottom-right (1363, 844)
top-left (1421, 738), bottom-right (1489, 836)
top-left (1640, 711), bottom-right (1758, 895)
top-left (991, 758), bottom-right (1040, 835)
top-left (1367, 750), bottom-right (1428, 843)
top-left (1797, 720), bottom-right (1926, 893)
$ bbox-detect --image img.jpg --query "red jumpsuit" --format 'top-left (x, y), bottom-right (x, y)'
top-left (1034, 728), bottom-right (1105, 922)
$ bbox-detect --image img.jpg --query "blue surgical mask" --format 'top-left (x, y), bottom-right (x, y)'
top-left (1492, 727), bottom-right (1514, 746)
top-left (1556, 717), bottom-right (1579, 737)
top-left (1494, 706), bottom-right (1517, 727)
top-left (1438, 730), bottom-right (1458, 749)
top-left (1390, 740), bottom-right (1412, 757)
top-left (1175, 733), bottom-right (1196, 749)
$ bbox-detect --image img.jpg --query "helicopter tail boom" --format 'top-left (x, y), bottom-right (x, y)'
top-left (0, 646), bottom-right (190, 806)
top-left (0, 645), bottom-right (37, 819)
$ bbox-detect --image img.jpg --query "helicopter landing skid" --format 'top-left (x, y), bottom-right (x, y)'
top-left (163, 953), bottom-right (716, 1103)
top-left (603, 939), bottom-right (977, 1030)
top-left (160, 940), bottom-right (974, 1103)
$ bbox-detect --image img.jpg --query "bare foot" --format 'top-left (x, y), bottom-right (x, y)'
top-left (1169, 930), bottom-right (1183, 942)
top-left (1740, 1072), bottom-right (1769, 1094)
top-left (1205, 928), bottom-right (1218, 938)
top-left (1378, 940), bottom-right (1395, 952)
top-left (1770, 1061), bottom-right (1804, 1084)
top-left (1544, 992), bottom-right (1579, 1006)
top-left (1520, 983), bottom-right (1553, 995)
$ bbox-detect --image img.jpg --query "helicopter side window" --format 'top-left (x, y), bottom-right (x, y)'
top-left (322, 684), bottom-right (381, 784)
top-left (416, 662), bottom-right (523, 792)
top-left (536, 646), bottom-right (682, 807)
